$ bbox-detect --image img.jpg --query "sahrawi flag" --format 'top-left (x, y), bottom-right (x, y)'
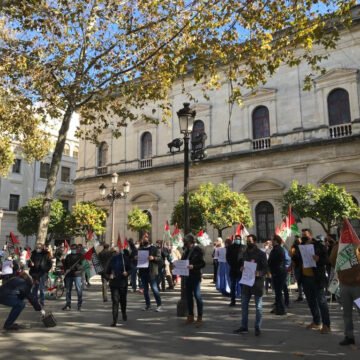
top-left (171, 223), bottom-right (183, 248)
top-left (235, 223), bottom-right (249, 239)
top-left (336, 219), bottom-right (360, 271)
top-left (163, 220), bottom-right (171, 242)
top-left (275, 206), bottom-right (300, 240)
top-left (84, 247), bottom-right (103, 278)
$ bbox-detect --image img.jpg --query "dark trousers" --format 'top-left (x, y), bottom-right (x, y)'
top-left (185, 276), bottom-right (203, 317)
top-left (65, 276), bottom-right (83, 307)
top-left (302, 276), bottom-right (330, 327)
top-left (294, 267), bottom-right (303, 298)
top-left (110, 286), bottom-right (127, 322)
top-left (272, 273), bottom-right (286, 314)
top-left (230, 274), bottom-right (240, 304)
top-left (0, 294), bottom-right (26, 329)
top-left (213, 260), bottom-right (218, 282)
top-left (283, 273), bottom-right (289, 306)
top-left (101, 275), bottom-right (108, 301)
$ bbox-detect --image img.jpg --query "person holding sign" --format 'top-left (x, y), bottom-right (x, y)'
top-left (182, 234), bottom-right (206, 326)
top-left (234, 234), bottom-right (268, 336)
top-left (329, 219), bottom-right (360, 346)
top-left (138, 234), bottom-right (162, 312)
top-left (293, 229), bottom-right (331, 334)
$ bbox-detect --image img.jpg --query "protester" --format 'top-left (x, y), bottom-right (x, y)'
top-left (28, 243), bottom-right (52, 306)
top-left (1, 255), bottom-right (20, 284)
top-left (128, 238), bottom-right (139, 292)
top-left (156, 240), bottom-right (166, 291)
top-left (212, 238), bottom-right (222, 283)
top-left (182, 233), bottom-right (206, 326)
top-left (329, 220), bottom-right (360, 346)
top-left (216, 237), bottom-right (231, 296)
top-left (268, 235), bottom-right (287, 315)
top-left (0, 271), bottom-right (44, 330)
top-left (293, 229), bottom-right (331, 334)
top-left (62, 243), bottom-right (83, 311)
top-left (98, 243), bottom-right (113, 302)
top-left (262, 240), bottom-right (272, 294)
top-left (163, 242), bottom-right (175, 290)
top-left (234, 234), bottom-right (268, 336)
top-left (106, 247), bottom-right (131, 326)
top-left (138, 233), bottom-right (163, 311)
top-left (226, 235), bottom-right (245, 306)
top-left (290, 235), bottom-right (304, 301)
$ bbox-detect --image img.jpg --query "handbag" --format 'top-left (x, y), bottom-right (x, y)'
top-left (42, 311), bottom-right (57, 328)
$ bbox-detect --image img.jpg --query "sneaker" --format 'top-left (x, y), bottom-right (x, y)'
top-left (155, 305), bottom-right (163, 312)
top-left (233, 327), bottom-right (248, 334)
top-left (122, 313), bottom-right (127, 321)
top-left (339, 337), bottom-right (355, 346)
top-left (3, 323), bottom-right (20, 331)
top-left (142, 305), bottom-right (151, 311)
top-left (320, 325), bottom-right (331, 334)
top-left (255, 328), bottom-right (261, 336)
top-left (110, 322), bottom-right (116, 327)
top-left (306, 322), bottom-right (321, 330)
top-left (62, 305), bottom-right (71, 311)
top-left (229, 302), bottom-right (236, 307)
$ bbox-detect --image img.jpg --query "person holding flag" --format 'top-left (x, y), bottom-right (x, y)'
top-left (106, 245), bottom-right (131, 326)
top-left (98, 243), bottom-right (113, 302)
top-left (330, 219), bottom-right (360, 346)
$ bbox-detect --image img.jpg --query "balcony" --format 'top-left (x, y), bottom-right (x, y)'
top-left (252, 137), bottom-right (271, 150)
top-left (329, 123), bottom-right (352, 139)
top-left (139, 158), bottom-right (152, 169)
top-left (97, 166), bottom-right (108, 175)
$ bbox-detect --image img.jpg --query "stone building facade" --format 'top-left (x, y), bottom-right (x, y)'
top-left (75, 15), bottom-right (360, 244)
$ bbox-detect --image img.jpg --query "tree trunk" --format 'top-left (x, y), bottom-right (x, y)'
top-left (36, 106), bottom-right (74, 244)
top-left (217, 228), bottom-right (222, 238)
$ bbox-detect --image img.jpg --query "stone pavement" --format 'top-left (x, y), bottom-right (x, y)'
top-left (0, 275), bottom-right (359, 360)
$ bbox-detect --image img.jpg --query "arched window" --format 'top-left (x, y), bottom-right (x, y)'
top-left (63, 143), bottom-right (70, 156)
top-left (191, 119), bottom-right (205, 152)
top-left (328, 88), bottom-right (351, 126)
top-left (73, 146), bottom-right (79, 159)
top-left (252, 106), bottom-right (270, 139)
top-left (97, 142), bottom-right (108, 167)
top-left (255, 201), bottom-right (275, 242)
top-left (141, 132), bottom-right (152, 159)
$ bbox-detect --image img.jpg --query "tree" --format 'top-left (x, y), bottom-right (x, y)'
top-left (171, 192), bottom-right (207, 234)
top-left (17, 197), bottom-right (65, 242)
top-left (127, 207), bottom-right (151, 235)
top-left (0, 1), bottom-right (354, 242)
top-left (281, 181), bottom-right (360, 234)
top-left (193, 183), bottom-right (252, 237)
top-left (65, 201), bottom-right (107, 240)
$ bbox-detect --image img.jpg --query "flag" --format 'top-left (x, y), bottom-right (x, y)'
top-left (163, 220), bottom-right (171, 242)
top-left (64, 240), bottom-right (70, 254)
top-left (336, 219), bottom-right (360, 272)
top-left (117, 233), bottom-right (123, 250)
top-left (235, 224), bottom-right (241, 236)
top-left (87, 229), bottom-right (94, 241)
top-left (235, 223), bottom-right (249, 238)
top-left (25, 247), bottom-right (31, 260)
top-left (276, 206), bottom-right (300, 240)
top-left (171, 223), bottom-right (183, 248)
top-left (10, 231), bottom-right (20, 245)
top-left (124, 237), bottom-right (129, 249)
top-left (196, 229), bottom-right (211, 246)
top-left (83, 246), bottom-right (103, 277)
top-left (84, 247), bottom-right (94, 261)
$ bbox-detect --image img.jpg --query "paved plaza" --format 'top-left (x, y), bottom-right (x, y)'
top-left (0, 275), bottom-right (359, 360)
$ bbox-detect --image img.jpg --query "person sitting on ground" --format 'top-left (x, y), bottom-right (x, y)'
top-left (0, 271), bottom-right (44, 330)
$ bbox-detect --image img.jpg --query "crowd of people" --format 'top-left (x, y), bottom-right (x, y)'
top-left (0, 227), bottom-right (359, 348)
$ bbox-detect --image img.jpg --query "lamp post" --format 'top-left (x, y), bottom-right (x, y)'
top-left (176, 102), bottom-right (196, 316)
top-left (0, 209), bottom-right (3, 248)
top-left (99, 173), bottom-right (130, 247)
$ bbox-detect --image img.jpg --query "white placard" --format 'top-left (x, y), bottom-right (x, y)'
top-left (1, 260), bottom-right (13, 275)
top-left (137, 250), bottom-right (149, 268)
top-left (299, 244), bottom-right (317, 268)
top-left (217, 247), bottom-right (227, 263)
top-left (239, 261), bottom-right (257, 287)
top-left (172, 260), bottom-right (189, 276)
top-left (354, 297), bottom-right (360, 309)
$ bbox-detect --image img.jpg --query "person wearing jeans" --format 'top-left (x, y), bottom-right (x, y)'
top-left (182, 234), bottom-right (206, 326)
top-left (138, 234), bottom-right (162, 311)
top-left (234, 234), bottom-right (268, 336)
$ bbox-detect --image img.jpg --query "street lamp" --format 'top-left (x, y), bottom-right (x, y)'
top-left (99, 173), bottom-right (130, 247)
top-left (0, 209), bottom-right (3, 248)
top-left (173, 102), bottom-right (196, 317)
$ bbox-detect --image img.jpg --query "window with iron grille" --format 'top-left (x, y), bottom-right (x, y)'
top-left (141, 132), bottom-right (152, 159)
top-left (9, 194), bottom-right (20, 211)
top-left (252, 106), bottom-right (270, 139)
top-left (40, 162), bottom-right (50, 179)
top-left (255, 201), bottom-right (275, 242)
top-left (98, 142), bottom-right (108, 167)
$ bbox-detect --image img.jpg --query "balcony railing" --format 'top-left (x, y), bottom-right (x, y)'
top-left (97, 166), bottom-right (108, 175)
top-left (252, 137), bottom-right (271, 150)
top-left (139, 158), bottom-right (152, 169)
top-left (329, 123), bottom-right (352, 139)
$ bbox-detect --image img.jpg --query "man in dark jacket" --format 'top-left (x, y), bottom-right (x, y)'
top-left (28, 243), bottom-right (52, 306)
top-left (106, 248), bottom-right (131, 326)
top-left (226, 235), bottom-right (245, 306)
top-left (293, 228), bottom-right (331, 334)
top-left (234, 234), bottom-right (268, 336)
top-left (182, 234), bottom-right (206, 326)
top-left (138, 234), bottom-right (162, 311)
top-left (268, 235), bottom-right (287, 315)
top-left (0, 271), bottom-right (43, 330)
top-left (98, 243), bottom-right (113, 302)
top-left (62, 243), bottom-right (83, 311)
